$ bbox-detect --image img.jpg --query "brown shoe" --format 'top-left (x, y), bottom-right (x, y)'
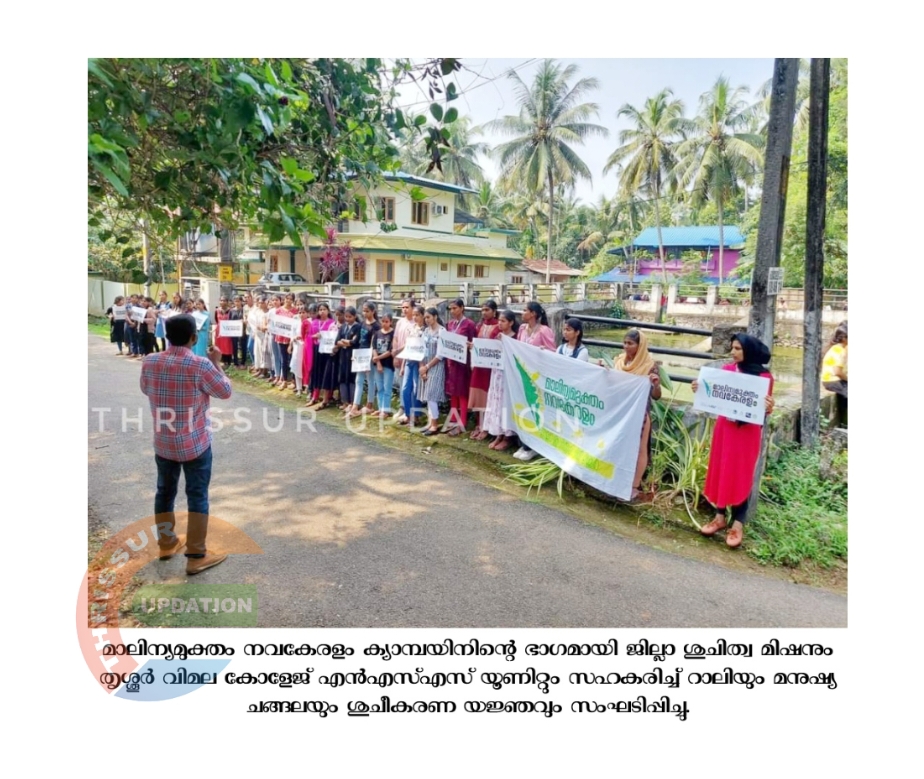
top-left (700, 516), bottom-right (727, 536)
top-left (158, 534), bottom-right (186, 560)
top-left (186, 553), bottom-right (228, 575)
top-left (726, 523), bottom-right (744, 548)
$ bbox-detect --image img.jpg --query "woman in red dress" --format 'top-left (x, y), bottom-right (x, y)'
top-left (213, 296), bottom-right (234, 367)
top-left (467, 300), bottom-right (500, 440)
top-left (443, 298), bottom-right (477, 435)
top-left (692, 333), bottom-right (775, 548)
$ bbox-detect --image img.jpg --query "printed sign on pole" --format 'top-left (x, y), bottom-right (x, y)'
top-left (471, 338), bottom-right (503, 370)
top-left (437, 330), bottom-right (468, 364)
top-left (396, 336), bottom-right (425, 362)
top-left (693, 366), bottom-right (770, 425)
top-left (219, 319), bottom-right (244, 338)
top-left (351, 348), bottom-right (372, 373)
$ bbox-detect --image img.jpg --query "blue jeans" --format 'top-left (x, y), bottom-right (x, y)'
top-left (154, 446), bottom-right (212, 555)
top-left (353, 370), bottom-right (372, 407)
top-left (401, 361), bottom-right (423, 418)
top-left (374, 366), bottom-right (395, 412)
top-left (247, 334), bottom-right (254, 364)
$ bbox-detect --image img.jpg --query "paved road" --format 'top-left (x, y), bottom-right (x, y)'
top-left (88, 335), bottom-right (846, 627)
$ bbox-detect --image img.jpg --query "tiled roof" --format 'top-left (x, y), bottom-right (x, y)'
top-left (518, 258), bottom-right (585, 276)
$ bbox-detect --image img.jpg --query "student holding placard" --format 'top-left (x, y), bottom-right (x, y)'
top-left (512, 302), bottom-right (556, 460)
top-left (140, 297), bottom-right (158, 356)
top-left (418, 307), bottom-right (448, 436)
top-left (125, 295), bottom-right (141, 359)
top-left (484, 309), bottom-right (518, 451)
top-left (154, 291), bottom-right (171, 352)
top-left (557, 318), bottom-right (590, 361)
top-left (443, 298), bottom-right (477, 436)
top-left (346, 302), bottom-right (380, 418)
top-left (336, 307), bottom-right (361, 411)
top-left (191, 298), bottom-right (210, 359)
top-left (397, 305), bottom-right (426, 426)
top-left (214, 296), bottom-right (234, 368)
top-left (273, 295), bottom-right (296, 388)
top-left (371, 312), bottom-right (396, 418)
top-left (290, 302), bottom-right (309, 396)
top-left (309, 302), bottom-right (338, 409)
top-left (301, 303), bottom-right (319, 399)
top-left (230, 296), bottom-right (246, 368)
top-left (106, 296), bottom-right (126, 355)
top-left (692, 333), bottom-right (775, 548)
top-left (467, 300), bottom-right (500, 440)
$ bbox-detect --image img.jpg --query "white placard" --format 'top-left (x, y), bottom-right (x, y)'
top-left (219, 319), bottom-right (243, 338)
top-left (130, 306), bottom-right (147, 323)
top-left (192, 311), bottom-right (210, 330)
top-left (319, 330), bottom-right (337, 354)
top-left (693, 366), bottom-right (770, 425)
top-left (158, 308), bottom-right (180, 319)
top-left (112, 306), bottom-right (126, 321)
top-left (396, 336), bottom-right (425, 362)
top-left (437, 329), bottom-right (468, 364)
top-left (351, 348), bottom-right (372, 373)
top-left (270, 316), bottom-right (298, 339)
top-left (471, 337), bottom-right (503, 369)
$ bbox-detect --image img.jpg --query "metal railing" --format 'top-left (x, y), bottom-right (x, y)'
top-left (568, 313), bottom-right (715, 384)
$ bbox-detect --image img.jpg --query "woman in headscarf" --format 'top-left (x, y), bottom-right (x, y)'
top-left (821, 321), bottom-right (847, 428)
top-left (613, 329), bottom-right (662, 497)
top-left (692, 333), bottom-right (775, 548)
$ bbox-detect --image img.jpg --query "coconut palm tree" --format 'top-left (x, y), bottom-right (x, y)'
top-left (471, 181), bottom-right (512, 229)
top-left (604, 88), bottom-right (685, 284)
top-left (486, 59), bottom-right (608, 282)
top-left (674, 76), bottom-right (764, 284)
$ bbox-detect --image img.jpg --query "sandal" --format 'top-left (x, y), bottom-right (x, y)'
top-left (469, 427), bottom-right (482, 440)
top-left (473, 430), bottom-right (489, 441)
top-left (700, 516), bottom-right (728, 537)
top-left (494, 438), bottom-right (511, 451)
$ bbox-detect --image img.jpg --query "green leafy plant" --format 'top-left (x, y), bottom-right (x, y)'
top-left (647, 400), bottom-right (713, 527)
top-left (503, 458), bottom-right (568, 498)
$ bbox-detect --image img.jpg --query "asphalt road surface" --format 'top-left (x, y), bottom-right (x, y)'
top-left (88, 335), bottom-right (846, 627)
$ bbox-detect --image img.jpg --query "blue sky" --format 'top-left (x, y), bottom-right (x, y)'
top-left (398, 58), bottom-right (777, 204)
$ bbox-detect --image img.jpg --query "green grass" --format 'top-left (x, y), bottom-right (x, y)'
top-left (89, 316), bottom-right (109, 338)
top-left (747, 444), bottom-right (848, 568)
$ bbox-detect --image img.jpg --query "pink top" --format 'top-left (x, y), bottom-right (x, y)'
top-left (517, 323), bottom-right (556, 351)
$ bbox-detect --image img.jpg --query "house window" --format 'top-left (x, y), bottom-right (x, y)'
top-left (270, 255), bottom-right (279, 272)
top-left (457, 264), bottom-right (471, 278)
top-left (474, 265), bottom-right (488, 279)
top-left (353, 199), bottom-right (365, 221)
top-left (378, 197), bottom-right (395, 222)
top-left (411, 201), bottom-right (429, 225)
top-left (511, 275), bottom-right (523, 284)
top-left (376, 260), bottom-right (395, 283)
top-left (353, 258), bottom-right (366, 283)
top-left (440, 262), bottom-right (449, 272)
top-left (408, 261), bottom-right (426, 284)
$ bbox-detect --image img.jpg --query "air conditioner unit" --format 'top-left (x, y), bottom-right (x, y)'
top-left (433, 204), bottom-right (445, 216)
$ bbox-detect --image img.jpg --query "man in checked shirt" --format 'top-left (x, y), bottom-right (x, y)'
top-left (140, 314), bottom-right (233, 574)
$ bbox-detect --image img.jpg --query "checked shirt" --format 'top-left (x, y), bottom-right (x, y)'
top-left (140, 345), bottom-right (232, 462)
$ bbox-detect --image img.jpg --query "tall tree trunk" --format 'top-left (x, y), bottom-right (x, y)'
top-left (654, 180), bottom-right (667, 285)
top-left (546, 170), bottom-right (555, 284)
top-left (717, 196), bottom-right (724, 286)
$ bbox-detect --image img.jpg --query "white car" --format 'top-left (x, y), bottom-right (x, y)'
top-left (257, 272), bottom-right (309, 288)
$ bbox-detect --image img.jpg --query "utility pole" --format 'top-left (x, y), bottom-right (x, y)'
top-left (748, 58), bottom-right (799, 508)
top-left (750, 58), bottom-right (799, 345)
top-left (800, 59), bottom-right (831, 448)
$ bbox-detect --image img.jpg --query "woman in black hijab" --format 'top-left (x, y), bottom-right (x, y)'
top-left (691, 333), bottom-right (775, 548)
